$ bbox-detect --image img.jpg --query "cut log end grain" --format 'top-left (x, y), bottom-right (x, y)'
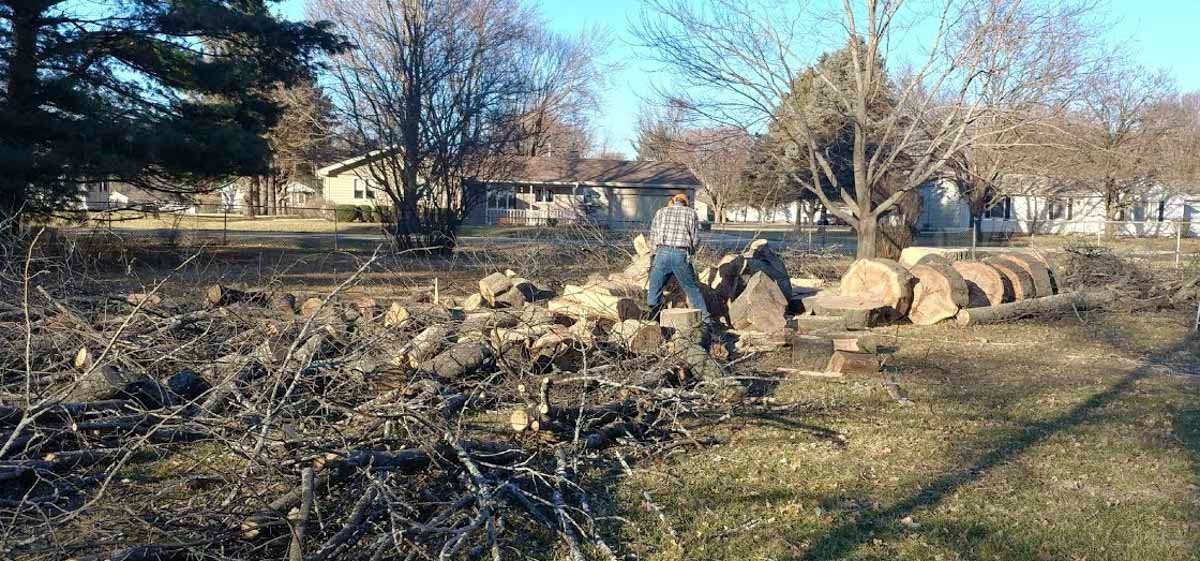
top-left (299, 297), bottom-right (324, 318)
top-left (839, 259), bottom-right (916, 321)
top-left (825, 350), bottom-right (881, 375)
top-left (898, 247), bottom-right (966, 268)
top-left (548, 291), bottom-right (640, 322)
top-left (74, 347), bottom-right (92, 371)
top-left (633, 234), bottom-right (652, 256)
top-left (908, 262), bottom-right (970, 325)
top-left (995, 253), bottom-right (1055, 297)
top-left (659, 307), bottom-right (703, 339)
top-left (951, 261), bottom-right (1009, 307)
top-left (985, 259), bottom-right (1035, 301)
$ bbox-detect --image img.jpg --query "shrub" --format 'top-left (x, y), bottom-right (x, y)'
top-left (335, 205), bottom-right (363, 223)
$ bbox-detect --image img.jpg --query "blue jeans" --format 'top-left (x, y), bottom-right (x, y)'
top-left (647, 247), bottom-right (710, 323)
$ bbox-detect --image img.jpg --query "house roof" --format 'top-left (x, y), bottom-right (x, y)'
top-left (481, 158), bottom-right (701, 189)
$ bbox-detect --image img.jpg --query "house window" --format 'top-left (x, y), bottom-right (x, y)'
top-left (985, 197), bottom-right (1012, 220)
top-left (487, 186), bottom-right (513, 209)
top-left (353, 178), bottom-right (366, 200)
top-left (1048, 198), bottom-right (1072, 221)
top-left (536, 186), bottom-right (553, 203)
top-left (1156, 199), bottom-right (1166, 222)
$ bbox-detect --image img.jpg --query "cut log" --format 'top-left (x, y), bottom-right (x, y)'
top-left (548, 291), bottom-right (640, 322)
top-left (951, 261), bottom-right (1010, 307)
top-left (729, 271), bottom-right (788, 333)
top-left (840, 259), bottom-right (917, 321)
top-left (206, 284), bottom-right (268, 307)
top-left (955, 290), bottom-right (1112, 327)
top-left (633, 234), bottom-right (652, 256)
top-left (908, 262), bottom-right (970, 325)
top-left (383, 303), bottom-right (412, 328)
top-left (611, 320), bottom-right (664, 354)
top-left (898, 247), bottom-right (966, 268)
top-left (125, 293), bottom-right (162, 308)
top-left (792, 314), bottom-right (851, 334)
top-left (418, 341), bottom-right (492, 378)
top-left (404, 325), bottom-right (451, 367)
top-left (462, 293), bottom-right (487, 312)
top-left (493, 287), bottom-right (529, 309)
top-left (65, 365), bottom-right (170, 407)
top-left (707, 254), bottom-right (747, 301)
top-left (741, 240), bottom-right (793, 299)
top-left (995, 253), bottom-right (1055, 297)
top-left (800, 292), bottom-right (890, 330)
top-left (660, 307), bottom-right (703, 339)
top-left (479, 272), bottom-right (514, 306)
top-left (832, 335), bottom-right (878, 354)
top-left (776, 367), bottom-right (844, 379)
top-left (985, 258), bottom-right (1035, 301)
top-left (825, 351), bottom-right (881, 375)
top-left (272, 293), bottom-right (297, 314)
top-left (733, 330), bottom-right (789, 353)
top-left (624, 253), bottom-right (653, 280)
top-left (74, 347), bottom-right (93, 371)
top-left (299, 297), bottom-right (324, 318)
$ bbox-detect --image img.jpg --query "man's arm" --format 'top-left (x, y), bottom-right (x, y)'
top-left (688, 210), bottom-right (699, 254)
top-left (648, 209), bottom-right (662, 254)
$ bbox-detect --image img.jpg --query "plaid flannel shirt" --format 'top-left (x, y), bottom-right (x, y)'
top-left (649, 204), bottom-right (699, 254)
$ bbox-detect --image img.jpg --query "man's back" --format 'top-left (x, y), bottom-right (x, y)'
top-left (650, 204), bottom-right (698, 253)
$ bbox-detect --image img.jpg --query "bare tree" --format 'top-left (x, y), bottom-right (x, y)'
top-left (1058, 65), bottom-right (1177, 234)
top-left (244, 82), bottom-right (336, 216)
top-left (507, 27), bottom-right (611, 158)
top-left (635, 0), bottom-right (1107, 258)
top-left (310, 0), bottom-right (545, 251)
top-left (940, 0), bottom-right (1105, 242)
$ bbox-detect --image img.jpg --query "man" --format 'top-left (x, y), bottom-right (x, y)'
top-left (646, 193), bottom-right (709, 326)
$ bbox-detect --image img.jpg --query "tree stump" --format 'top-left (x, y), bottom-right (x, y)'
top-left (839, 259), bottom-right (917, 321)
top-left (729, 271), bottom-right (788, 333)
top-left (951, 261), bottom-right (1011, 307)
top-left (908, 262), bottom-right (970, 325)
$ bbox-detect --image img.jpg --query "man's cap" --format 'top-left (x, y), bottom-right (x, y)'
top-left (672, 193), bottom-right (689, 205)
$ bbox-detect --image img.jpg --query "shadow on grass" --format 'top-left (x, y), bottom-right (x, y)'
top-left (1170, 403), bottom-right (1200, 558)
top-left (794, 328), bottom-right (1199, 561)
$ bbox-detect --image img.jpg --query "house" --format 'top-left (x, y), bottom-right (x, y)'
top-left (918, 176), bottom-right (1200, 237)
top-left (78, 180), bottom-right (195, 212)
top-left (467, 158), bottom-right (700, 228)
top-left (316, 154), bottom-right (703, 229)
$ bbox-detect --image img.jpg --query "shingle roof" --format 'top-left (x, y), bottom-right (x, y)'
top-left (482, 158), bottom-right (701, 188)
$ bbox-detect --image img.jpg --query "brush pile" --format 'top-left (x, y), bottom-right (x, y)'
top-left (0, 258), bottom-right (751, 561)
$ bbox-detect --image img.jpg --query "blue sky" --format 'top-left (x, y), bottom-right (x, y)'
top-left (278, 0), bottom-right (1200, 158)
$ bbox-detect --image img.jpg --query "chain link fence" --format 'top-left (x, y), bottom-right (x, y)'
top-left (53, 204), bottom-right (1200, 268)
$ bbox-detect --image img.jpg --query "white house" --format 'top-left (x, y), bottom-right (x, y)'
top-left (78, 180), bottom-right (195, 212)
top-left (918, 177), bottom-right (1200, 237)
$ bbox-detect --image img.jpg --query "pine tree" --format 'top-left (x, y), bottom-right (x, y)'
top-left (0, 0), bottom-right (343, 224)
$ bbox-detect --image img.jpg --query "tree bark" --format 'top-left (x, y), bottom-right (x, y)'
top-left (1, 2), bottom-right (38, 227)
top-left (856, 215), bottom-right (878, 259)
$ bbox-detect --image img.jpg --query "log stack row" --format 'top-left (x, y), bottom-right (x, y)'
top-left (801, 249), bottom-right (1077, 328)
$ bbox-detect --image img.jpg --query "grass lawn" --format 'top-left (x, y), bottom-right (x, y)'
top-left (611, 313), bottom-right (1200, 561)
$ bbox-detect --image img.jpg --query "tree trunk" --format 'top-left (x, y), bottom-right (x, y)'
top-left (856, 215), bottom-right (878, 259)
top-left (1, 3), bottom-right (38, 228)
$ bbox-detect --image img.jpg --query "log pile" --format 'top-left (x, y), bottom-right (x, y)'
top-left (0, 270), bottom-right (760, 561)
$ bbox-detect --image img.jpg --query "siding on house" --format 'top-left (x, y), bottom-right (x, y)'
top-left (918, 179), bottom-right (1200, 237)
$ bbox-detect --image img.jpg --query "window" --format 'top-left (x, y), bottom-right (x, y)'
top-left (985, 197), bottom-right (1012, 220)
top-left (487, 187), bottom-right (513, 209)
top-left (1156, 199), bottom-right (1166, 222)
top-left (1048, 198), bottom-right (1072, 221)
top-left (353, 178), bottom-right (366, 200)
top-left (536, 186), bottom-right (553, 203)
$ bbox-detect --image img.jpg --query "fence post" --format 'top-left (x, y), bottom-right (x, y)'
top-left (223, 206), bottom-right (228, 246)
top-left (1176, 220), bottom-right (1182, 268)
top-left (970, 224), bottom-right (978, 260)
top-left (333, 209), bottom-right (339, 251)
